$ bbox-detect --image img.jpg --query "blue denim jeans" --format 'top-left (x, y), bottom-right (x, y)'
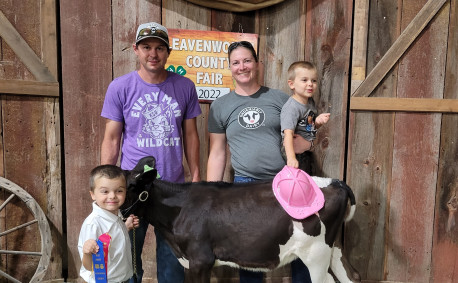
top-left (234, 176), bottom-right (312, 283)
top-left (128, 218), bottom-right (184, 283)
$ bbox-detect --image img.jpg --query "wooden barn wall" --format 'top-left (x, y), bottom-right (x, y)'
top-left (346, 1), bottom-right (458, 283)
top-left (0, 0), bottom-right (455, 281)
top-left (433, 1), bottom-right (458, 281)
top-left (0, 0), bottom-right (62, 282)
top-left (1, 0), bottom-right (456, 282)
top-left (61, 0), bottom-right (352, 282)
top-left (60, 0), bottom-right (113, 280)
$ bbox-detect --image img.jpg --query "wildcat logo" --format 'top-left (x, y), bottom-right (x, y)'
top-left (238, 107), bottom-right (265, 129)
top-left (141, 103), bottom-right (175, 138)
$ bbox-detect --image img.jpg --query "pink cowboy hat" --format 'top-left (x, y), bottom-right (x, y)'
top-left (273, 166), bottom-right (325, 219)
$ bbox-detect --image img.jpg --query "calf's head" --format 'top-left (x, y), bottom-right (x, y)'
top-left (121, 156), bottom-right (158, 218)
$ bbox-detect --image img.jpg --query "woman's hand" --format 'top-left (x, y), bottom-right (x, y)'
top-left (292, 134), bottom-right (313, 153)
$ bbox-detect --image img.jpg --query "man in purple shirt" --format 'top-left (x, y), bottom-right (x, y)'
top-left (101, 22), bottom-right (201, 283)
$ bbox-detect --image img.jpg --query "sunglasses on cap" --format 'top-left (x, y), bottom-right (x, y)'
top-left (136, 28), bottom-right (169, 45)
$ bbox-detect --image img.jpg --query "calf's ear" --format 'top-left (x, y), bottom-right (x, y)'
top-left (126, 156), bottom-right (158, 189)
top-left (133, 156), bottom-right (156, 172)
top-left (127, 166), bottom-right (158, 189)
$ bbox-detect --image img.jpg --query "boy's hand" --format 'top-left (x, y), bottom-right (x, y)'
top-left (82, 239), bottom-right (99, 255)
top-left (125, 214), bottom-right (140, 230)
top-left (287, 157), bottom-right (299, 169)
top-left (315, 113), bottom-right (330, 127)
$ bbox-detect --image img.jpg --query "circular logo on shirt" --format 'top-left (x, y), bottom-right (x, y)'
top-left (238, 107), bottom-right (265, 129)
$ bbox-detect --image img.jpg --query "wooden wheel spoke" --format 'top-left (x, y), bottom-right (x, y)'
top-left (0, 194), bottom-right (16, 212)
top-left (0, 269), bottom-right (22, 283)
top-left (0, 178), bottom-right (52, 283)
top-left (0, 219), bottom-right (38, 237)
top-left (0, 249), bottom-right (42, 256)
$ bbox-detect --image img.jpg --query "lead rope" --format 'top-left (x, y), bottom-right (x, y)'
top-left (123, 190), bottom-right (149, 283)
top-left (132, 227), bottom-right (137, 283)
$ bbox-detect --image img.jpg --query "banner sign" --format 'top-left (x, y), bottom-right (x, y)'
top-left (167, 29), bottom-right (258, 103)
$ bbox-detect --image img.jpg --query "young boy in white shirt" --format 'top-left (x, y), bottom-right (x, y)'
top-left (78, 165), bottom-right (139, 283)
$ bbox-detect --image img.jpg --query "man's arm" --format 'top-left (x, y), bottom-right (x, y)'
top-left (206, 133), bottom-right (227, 181)
top-left (183, 118), bottom-right (200, 182)
top-left (101, 119), bottom-right (123, 165)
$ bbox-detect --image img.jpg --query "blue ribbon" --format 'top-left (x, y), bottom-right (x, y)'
top-left (92, 239), bottom-right (107, 283)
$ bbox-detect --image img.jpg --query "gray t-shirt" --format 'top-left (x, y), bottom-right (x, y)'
top-left (208, 86), bottom-right (289, 179)
top-left (280, 97), bottom-right (318, 141)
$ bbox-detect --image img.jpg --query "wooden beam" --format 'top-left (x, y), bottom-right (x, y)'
top-left (40, 0), bottom-right (58, 79)
top-left (350, 0), bottom-right (369, 94)
top-left (0, 10), bottom-right (57, 82)
top-left (352, 0), bottom-right (447, 97)
top-left (0, 79), bottom-right (59, 97)
top-left (350, 97), bottom-right (458, 113)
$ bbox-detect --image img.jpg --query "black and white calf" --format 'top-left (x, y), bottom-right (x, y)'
top-left (124, 156), bottom-right (360, 283)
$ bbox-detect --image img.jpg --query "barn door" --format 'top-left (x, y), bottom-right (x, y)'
top-left (0, 0), bottom-right (62, 281)
top-left (346, 0), bottom-right (458, 282)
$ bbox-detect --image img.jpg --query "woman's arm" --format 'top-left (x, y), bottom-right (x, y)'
top-left (206, 133), bottom-right (227, 181)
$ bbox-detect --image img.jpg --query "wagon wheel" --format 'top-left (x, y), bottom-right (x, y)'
top-left (0, 177), bottom-right (52, 283)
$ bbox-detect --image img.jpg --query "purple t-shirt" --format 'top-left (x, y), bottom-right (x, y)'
top-left (101, 71), bottom-right (201, 182)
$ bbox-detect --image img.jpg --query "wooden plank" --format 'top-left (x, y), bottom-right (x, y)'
top-left (186, 0), bottom-right (285, 12)
top-left (432, 0), bottom-right (458, 281)
top-left (40, 2), bottom-right (62, 280)
top-left (346, 0), bottom-right (400, 280)
top-left (304, 0), bottom-right (353, 179)
top-left (258, 0), bottom-right (305, 95)
top-left (112, 0), bottom-right (161, 78)
top-left (0, 10), bottom-right (57, 82)
top-left (41, 0), bottom-right (58, 79)
top-left (386, 0), bottom-right (448, 281)
top-left (0, 1), bottom-right (52, 280)
top-left (352, 0), bottom-right (448, 98)
top-left (0, 79), bottom-right (59, 96)
top-left (351, 0), bottom-right (369, 93)
top-left (60, 0), bottom-right (113, 280)
top-left (111, 1), bottom-right (162, 280)
top-left (163, 0), bottom-right (211, 184)
top-left (350, 97), bottom-right (458, 113)
top-left (3, 96), bottom-right (48, 281)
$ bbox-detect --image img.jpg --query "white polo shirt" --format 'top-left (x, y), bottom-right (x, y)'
top-left (78, 202), bottom-right (133, 283)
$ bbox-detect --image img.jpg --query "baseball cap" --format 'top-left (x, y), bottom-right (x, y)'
top-left (135, 22), bottom-right (169, 47)
top-left (272, 166), bottom-right (325, 219)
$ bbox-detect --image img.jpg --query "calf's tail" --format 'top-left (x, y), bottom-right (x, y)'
top-left (333, 180), bottom-right (356, 222)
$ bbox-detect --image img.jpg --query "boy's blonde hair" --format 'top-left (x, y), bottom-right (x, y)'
top-left (287, 61), bottom-right (317, 81)
top-left (89, 165), bottom-right (125, 191)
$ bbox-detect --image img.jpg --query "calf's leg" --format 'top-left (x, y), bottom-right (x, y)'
top-left (184, 244), bottom-right (215, 283)
top-left (299, 245), bottom-right (334, 283)
top-left (184, 267), bottom-right (212, 283)
top-left (330, 246), bottom-right (360, 282)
